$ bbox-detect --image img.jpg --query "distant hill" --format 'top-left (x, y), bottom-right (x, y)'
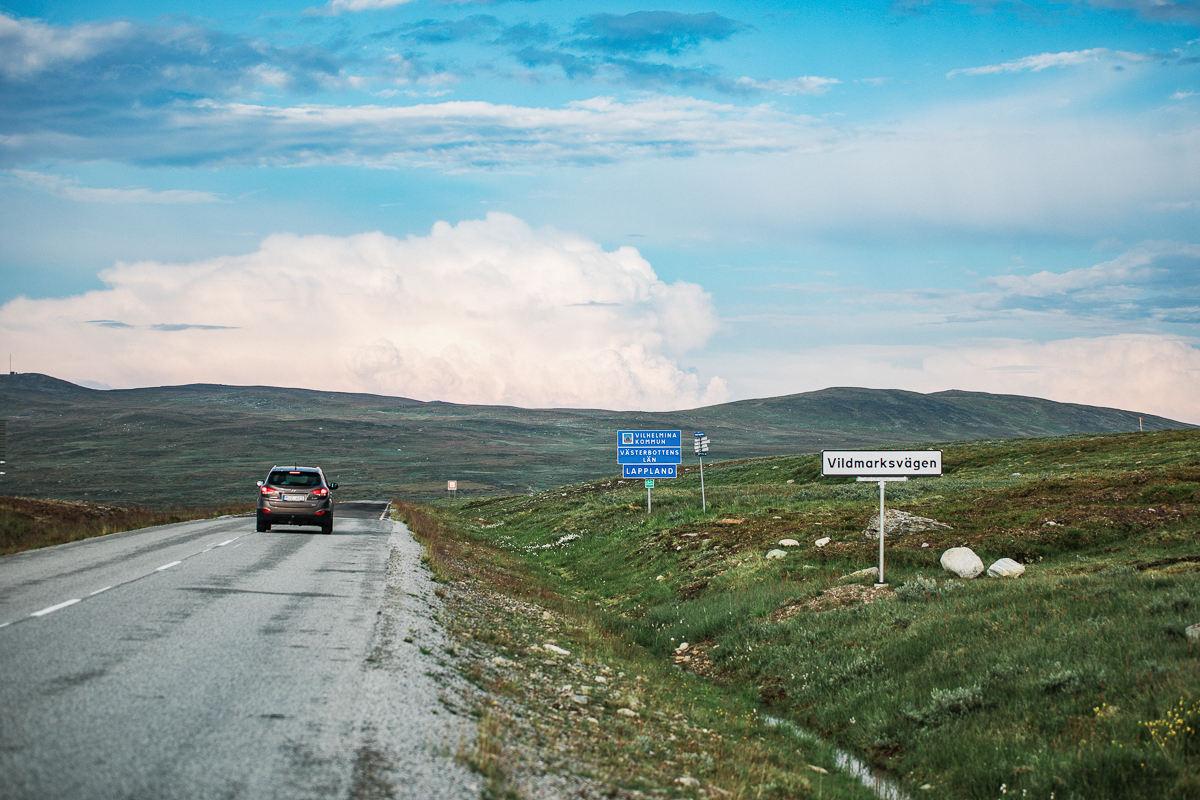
top-left (0, 374), bottom-right (1189, 506)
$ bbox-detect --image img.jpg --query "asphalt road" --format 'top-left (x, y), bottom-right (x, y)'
top-left (0, 502), bottom-right (480, 800)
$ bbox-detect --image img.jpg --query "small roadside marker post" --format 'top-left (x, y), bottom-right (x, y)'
top-left (645, 479), bottom-right (654, 513)
top-left (1140, 417), bottom-right (1144, 432)
top-left (822, 450), bottom-right (943, 587)
top-left (694, 432), bottom-right (709, 511)
top-left (447, 480), bottom-right (457, 501)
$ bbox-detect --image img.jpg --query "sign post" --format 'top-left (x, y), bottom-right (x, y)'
top-left (447, 480), bottom-right (457, 500)
top-left (618, 430), bottom-right (680, 514)
top-left (822, 450), bottom-right (943, 586)
top-left (693, 432), bottom-right (709, 511)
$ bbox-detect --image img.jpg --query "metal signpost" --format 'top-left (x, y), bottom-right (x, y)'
top-left (822, 450), bottom-right (943, 586)
top-left (694, 432), bottom-right (709, 511)
top-left (447, 480), bottom-right (457, 500)
top-left (618, 430), bottom-right (680, 514)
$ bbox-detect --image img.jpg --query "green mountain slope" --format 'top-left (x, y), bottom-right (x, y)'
top-left (0, 373), bottom-right (1189, 507)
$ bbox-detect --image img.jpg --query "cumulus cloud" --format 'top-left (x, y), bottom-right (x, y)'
top-left (693, 335), bottom-right (1200, 424)
top-left (948, 47), bottom-right (1154, 77)
top-left (0, 213), bottom-right (726, 410)
top-left (8, 170), bottom-right (220, 204)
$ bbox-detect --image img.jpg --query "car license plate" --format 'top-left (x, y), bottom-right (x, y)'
top-left (284, 494), bottom-right (307, 502)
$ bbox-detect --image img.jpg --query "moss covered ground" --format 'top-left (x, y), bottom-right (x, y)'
top-left (406, 428), bottom-right (1200, 799)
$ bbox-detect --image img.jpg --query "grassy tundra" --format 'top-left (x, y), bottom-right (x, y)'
top-left (411, 428), bottom-right (1200, 799)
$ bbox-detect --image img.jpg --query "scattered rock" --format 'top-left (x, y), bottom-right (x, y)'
top-left (840, 566), bottom-right (879, 582)
top-left (786, 479), bottom-right (795, 484)
top-left (1042, 520), bottom-right (1060, 527)
top-left (675, 776), bottom-right (701, 788)
top-left (863, 509), bottom-right (952, 539)
top-left (921, 542), bottom-right (930, 548)
top-left (543, 643), bottom-right (571, 656)
top-left (1187, 624), bottom-right (1200, 645)
top-left (720, 518), bottom-right (745, 524)
top-left (941, 547), bottom-right (984, 579)
top-left (595, 675), bottom-right (608, 683)
top-left (491, 656), bottom-right (516, 667)
top-left (987, 558), bottom-right (1026, 579)
top-left (766, 549), bottom-right (787, 560)
top-left (656, 575), bottom-right (665, 581)
top-left (779, 538), bottom-right (800, 547)
top-left (675, 642), bottom-right (690, 652)
top-left (815, 537), bottom-right (831, 547)
top-left (616, 708), bottom-right (639, 718)
top-left (541, 610), bottom-right (553, 620)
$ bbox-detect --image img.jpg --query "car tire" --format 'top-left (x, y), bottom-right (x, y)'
top-left (321, 520), bottom-right (333, 535)
top-left (256, 514), bottom-right (271, 533)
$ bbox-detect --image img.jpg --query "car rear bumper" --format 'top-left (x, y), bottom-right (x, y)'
top-left (257, 500), bottom-right (332, 527)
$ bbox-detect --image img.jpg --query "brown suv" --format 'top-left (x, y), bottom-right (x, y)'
top-left (256, 466), bottom-right (338, 534)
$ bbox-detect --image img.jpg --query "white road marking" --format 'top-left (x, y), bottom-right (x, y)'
top-left (0, 622), bottom-right (11, 628)
top-left (31, 599), bottom-right (81, 617)
top-left (156, 561), bottom-right (182, 571)
top-left (90, 586), bottom-right (112, 596)
top-left (216, 539), bottom-right (235, 547)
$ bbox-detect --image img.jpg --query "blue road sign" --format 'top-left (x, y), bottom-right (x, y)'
top-left (617, 429), bottom-right (681, 465)
top-left (622, 464), bottom-right (677, 479)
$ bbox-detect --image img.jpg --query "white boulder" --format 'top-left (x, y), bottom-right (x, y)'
top-left (779, 538), bottom-right (800, 547)
top-left (840, 567), bottom-right (879, 582)
top-left (814, 537), bottom-right (831, 547)
top-left (766, 549), bottom-right (788, 560)
top-left (940, 547), bottom-right (984, 579)
top-left (987, 558), bottom-right (1026, 579)
top-left (863, 509), bottom-right (952, 539)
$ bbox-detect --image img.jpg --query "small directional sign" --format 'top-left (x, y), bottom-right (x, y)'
top-left (644, 479), bottom-right (654, 488)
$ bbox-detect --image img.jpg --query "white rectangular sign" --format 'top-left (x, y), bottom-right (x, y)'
top-left (822, 450), bottom-right (942, 477)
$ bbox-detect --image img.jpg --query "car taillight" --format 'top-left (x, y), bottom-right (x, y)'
top-left (260, 486), bottom-right (277, 495)
top-left (312, 487), bottom-right (328, 497)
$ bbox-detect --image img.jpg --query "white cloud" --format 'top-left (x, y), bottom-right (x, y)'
top-left (734, 76), bottom-right (840, 96)
top-left (948, 48), bottom-right (1152, 78)
top-left (0, 213), bottom-right (726, 411)
top-left (8, 170), bottom-right (220, 204)
top-left (189, 96), bottom-right (825, 169)
top-left (0, 13), bottom-right (133, 78)
top-left (692, 335), bottom-right (1200, 424)
top-left (985, 241), bottom-right (1195, 297)
top-left (320, 0), bottom-right (416, 13)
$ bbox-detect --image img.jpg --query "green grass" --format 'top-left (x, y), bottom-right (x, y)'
top-left (426, 428), bottom-right (1200, 799)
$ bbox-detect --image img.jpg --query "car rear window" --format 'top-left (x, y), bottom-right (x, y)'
top-left (267, 471), bottom-right (322, 487)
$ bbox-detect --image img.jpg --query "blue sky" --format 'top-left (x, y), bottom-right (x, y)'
top-left (1, 0), bottom-right (1198, 420)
